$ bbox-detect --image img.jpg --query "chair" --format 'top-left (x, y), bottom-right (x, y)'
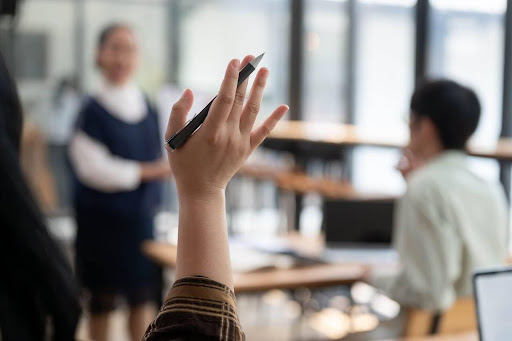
top-left (403, 297), bottom-right (476, 337)
top-left (20, 121), bottom-right (58, 213)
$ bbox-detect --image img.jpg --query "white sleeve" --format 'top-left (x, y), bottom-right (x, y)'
top-left (371, 190), bottom-right (462, 311)
top-left (69, 131), bottom-right (141, 193)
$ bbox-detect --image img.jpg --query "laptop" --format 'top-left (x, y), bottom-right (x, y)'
top-left (323, 198), bottom-right (395, 246)
top-left (322, 198), bottom-right (398, 264)
top-left (473, 266), bottom-right (512, 341)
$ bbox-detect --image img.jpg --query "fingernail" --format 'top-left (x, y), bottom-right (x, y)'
top-left (181, 89), bottom-right (190, 99)
top-left (232, 59), bottom-right (240, 69)
top-left (261, 68), bottom-right (270, 79)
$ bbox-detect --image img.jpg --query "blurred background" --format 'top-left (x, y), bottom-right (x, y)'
top-left (1, 0), bottom-right (511, 340)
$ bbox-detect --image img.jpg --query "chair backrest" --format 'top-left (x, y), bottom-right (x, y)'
top-left (438, 298), bottom-right (476, 335)
top-left (403, 298), bottom-right (476, 337)
top-left (20, 121), bottom-right (58, 213)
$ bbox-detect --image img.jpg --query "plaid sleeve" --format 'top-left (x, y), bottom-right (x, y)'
top-left (143, 276), bottom-right (245, 341)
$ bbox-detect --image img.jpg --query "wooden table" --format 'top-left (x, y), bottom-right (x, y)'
top-left (383, 331), bottom-right (478, 341)
top-left (232, 263), bottom-right (366, 293)
top-left (266, 120), bottom-right (512, 161)
top-left (142, 237), bottom-right (369, 294)
top-left (267, 121), bottom-right (406, 149)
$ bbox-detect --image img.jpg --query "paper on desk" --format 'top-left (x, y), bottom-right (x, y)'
top-left (229, 235), bottom-right (294, 254)
top-left (229, 243), bottom-right (294, 272)
top-left (323, 247), bottom-right (399, 265)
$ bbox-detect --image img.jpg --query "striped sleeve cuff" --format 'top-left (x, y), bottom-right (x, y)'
top-left (143, 276), bottom-right (245, 341)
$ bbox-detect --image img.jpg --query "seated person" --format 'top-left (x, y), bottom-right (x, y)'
top-left (370, 80), bottom-right (509, 312)
top-left (142, 56), bottom-right (288, 340)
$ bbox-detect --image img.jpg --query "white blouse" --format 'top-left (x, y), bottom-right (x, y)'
top-left (69, 78), bottom-right (147, 193)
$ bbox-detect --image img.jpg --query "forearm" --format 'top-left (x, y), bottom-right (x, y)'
top-left (140, 160), bottom-right (171, 182)
top-left (175, 189), bottom-right (233, 290)
top-left (70, 132), bottom-right (141, 192)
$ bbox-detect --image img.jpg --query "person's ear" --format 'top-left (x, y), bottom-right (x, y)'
top-left (422, 117), bottom-right (439, 141)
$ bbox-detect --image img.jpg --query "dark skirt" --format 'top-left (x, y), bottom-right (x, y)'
top-left (75, 209), bottom-right (157, 310)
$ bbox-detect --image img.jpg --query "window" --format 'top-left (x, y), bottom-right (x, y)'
top-left (354, 0), bottom-right (416, 130)
top-left (428, 0), bottom-right (507, 181)
top-left (352, 0), bottom-right (416, 193)
top-left (14, 0), bottom-right (75, 121)
top-left (303, 0), bottom-right (348, 123)
top-left (177, 0), bottom-right (289, 119)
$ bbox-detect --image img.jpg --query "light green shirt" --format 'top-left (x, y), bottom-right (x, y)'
top-left (373, 151), bottom-right (508, 311)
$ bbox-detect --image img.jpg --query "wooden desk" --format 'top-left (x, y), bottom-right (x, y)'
top-left (142, 239), bottom-right (368, 294)
top-left (468, 138), bottom-right (512, 161)
top-left (383, 331), bottom-right (478, 341)
top-left (233, 263), bottom-right (366, 293)
top-left (266, 120), bottom-right (512, 162)
top-left (239, 165), bottom-right (395, 201)
top-left (267, 121), bottom-right (406, 149)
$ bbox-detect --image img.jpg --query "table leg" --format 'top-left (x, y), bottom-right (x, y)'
top-left (294, 193), bottom-right (303, 231)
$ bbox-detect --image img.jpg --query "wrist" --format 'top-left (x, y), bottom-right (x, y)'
top-left (177, 184), bottom-right (225, 204)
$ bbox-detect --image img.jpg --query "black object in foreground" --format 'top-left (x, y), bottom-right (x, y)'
top-left (166, 53), bottom-right (264, 150)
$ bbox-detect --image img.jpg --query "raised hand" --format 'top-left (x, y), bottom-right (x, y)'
top-left (165, 56), bottom-right (289, 201)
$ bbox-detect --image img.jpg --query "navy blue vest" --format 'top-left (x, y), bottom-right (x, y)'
top-left (73, 97), bottom-right (162, 218)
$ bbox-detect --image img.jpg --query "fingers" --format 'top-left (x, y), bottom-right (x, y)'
top-left (204, 59), bottom-right (240, 132)
top-left (250, 105), bottom-right (288, 150)
top-left (228, 55), bottom-right (254, 124)
top-left (165, 89), bottom-right (194, 141)
top-left (240, 55), bottom-right (255, 69)
top-left (240, 68), bottom-right (270, 134)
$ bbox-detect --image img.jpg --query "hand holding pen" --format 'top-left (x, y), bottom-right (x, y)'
top-left (164, 55), bottom-right (289, 200)
top-left (166, 53), bottom-right (265, 150)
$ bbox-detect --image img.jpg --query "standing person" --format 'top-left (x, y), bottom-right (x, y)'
top-left (69, 23), bottom-right (170, 341)
top-left (370, 80), bottom-right (509, 312)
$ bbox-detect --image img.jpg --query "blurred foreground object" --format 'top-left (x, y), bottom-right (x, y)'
top-left (20, 120), bottom-right (58, 213)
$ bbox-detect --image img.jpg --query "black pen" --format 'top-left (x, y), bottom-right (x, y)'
top-left (166, 53), bottom-right (264, 150)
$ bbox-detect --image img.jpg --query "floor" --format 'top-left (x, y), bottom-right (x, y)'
top-left (75, 281), bottom-right (403, 341)
top-left (51, 178), bottom-right (403, 341)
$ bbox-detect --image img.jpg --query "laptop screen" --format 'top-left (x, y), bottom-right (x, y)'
top-left (323, 199), bottom-right (395, 246)
top-left (473, 267), bottom-right (512, 341)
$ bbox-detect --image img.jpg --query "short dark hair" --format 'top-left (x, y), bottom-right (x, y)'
top-left (97, 22), bottom-right (132, 49)
top-left (410, 79), bottom-right (481, 150)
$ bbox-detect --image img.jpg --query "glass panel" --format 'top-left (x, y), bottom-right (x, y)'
top-left (428, 0), bottom-right (506, 181)
top-left (13, 0), bottom-right (77, 211)
top-left (354, 0), bottom-right (416, 130)
top-left (303, 0), bottom-right (348, 122)
top-left (13, 0), bottom-right (75, 125)
top-left (352, 0), bottom-right (416, 193)
top-left (177, 0), bottom-right (289, 119)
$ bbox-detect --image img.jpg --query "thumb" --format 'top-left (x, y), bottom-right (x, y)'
top-left (165, 89), bottom-right (194, 140)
